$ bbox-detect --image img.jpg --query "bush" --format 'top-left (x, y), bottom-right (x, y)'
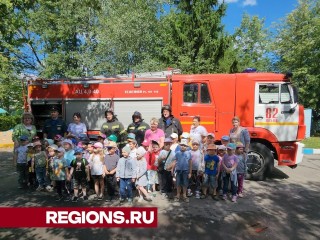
top-left (0, 115), bottom-right (21, 131)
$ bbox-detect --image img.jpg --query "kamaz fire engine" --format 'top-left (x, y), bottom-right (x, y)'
top-left (25, 69), bottom-right (306, 180)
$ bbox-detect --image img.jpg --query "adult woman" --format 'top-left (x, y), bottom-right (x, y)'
top-left (190, 116), bottom-right (208, 145)
top-left (67, 112), bottom-right (87, 142)
top-left (229, 116), bottom-right (250, 153)
top-left (12, 112), bottom-right (37, 148)
top-left (144, 118), bottom-right (165, 149)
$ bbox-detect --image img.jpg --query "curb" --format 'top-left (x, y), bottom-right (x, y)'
top-left (0, 143), bottom-right (14, 149)
top-left (303, 148), bottom-right (320, 155)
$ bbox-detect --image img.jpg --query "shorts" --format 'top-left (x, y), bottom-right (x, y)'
top-left (73, 178), bottom-right (87, 189)
top-left (202, 174), bottom-right (217, 189)
top-left (91, 175), bottom-right (104, 181)
top-left (176, 170), bottom-right (188, 187)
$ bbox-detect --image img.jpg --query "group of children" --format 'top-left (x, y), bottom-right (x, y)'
top-left (13, 130), bottom-right (247, 204)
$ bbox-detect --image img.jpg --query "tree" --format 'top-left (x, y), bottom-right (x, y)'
top-left (94, 0), bottom-right (164, 75)
top-left (26, 0), bottom-right (102, 78)
top-left (159, 0), bottom-right (229, 73)
top-left (0, 0), bottom-right (35, 112)
top-left (227, 13), bottom-right (271, 73)
top-left (272, 0), bottom-right (320, 125)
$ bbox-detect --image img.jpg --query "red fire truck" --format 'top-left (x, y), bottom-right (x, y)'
top-left (25, 69), bottom-right (305, 180)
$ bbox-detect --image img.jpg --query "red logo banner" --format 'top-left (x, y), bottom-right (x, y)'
top-left (0, 207), bottom-right (157, 228)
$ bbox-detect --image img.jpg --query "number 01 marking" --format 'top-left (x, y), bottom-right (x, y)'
top-left (266, 108), bottom-right (278, 118)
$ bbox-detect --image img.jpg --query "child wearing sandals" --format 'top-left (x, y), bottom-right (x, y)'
top-left (89, 142), bottom-right (105, 200)
top-left (236, 143), bottom-right (247, 198)
top-left (173, 138), bottom-right (192, 203)
top-left (135, 147), bottom-right (152, 202)
top-left (200, 144), bottom-right (220, 200)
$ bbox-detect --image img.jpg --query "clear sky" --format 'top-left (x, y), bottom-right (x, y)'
top-left (222, 0), bottom-right (299, 33)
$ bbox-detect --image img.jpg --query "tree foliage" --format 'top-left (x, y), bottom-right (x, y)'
top-left (272, 0), bottom-right (320, 119)
top-left (94, 0), bottom-right (164, 75)
top-left (1, 0), bottom-right (319, 121)
top-left (159, 0), bottom-right (229, 73)
top-left (228, 13), bottom-right (271, 73)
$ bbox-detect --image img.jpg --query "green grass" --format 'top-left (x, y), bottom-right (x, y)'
top-left (302, 137), bottom-right (320, 149)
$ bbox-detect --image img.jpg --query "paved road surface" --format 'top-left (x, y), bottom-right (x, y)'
top-left (0, 147), bottom-right (319, 240)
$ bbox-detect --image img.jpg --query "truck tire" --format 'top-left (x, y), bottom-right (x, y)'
top-left (246, 142), bottom-right (274, 181)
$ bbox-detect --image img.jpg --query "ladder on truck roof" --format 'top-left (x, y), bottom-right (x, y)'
top-left (29, 69), bottom-right (181, 84)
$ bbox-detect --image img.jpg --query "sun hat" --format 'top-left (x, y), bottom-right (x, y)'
top-left (44, 138), bottom-right (54, 145)
top-left (207, 133), bottom-right (215, 138)
top-left (74, 149), bottom-right (83, 155)
top-left (217, 145), bottom-right (226, 150)
top-left (107, 141), bottom-right (117, 148)
top-left (108, 134), bottom-right (118, 142)
top-left (127, 133), bottom-right (136, 140)
top-left (19, 135), bottom-right (28, 141)
top-left (136, 146), bottom-right (146, 157)
top-left (170, 133), bottom-right (178, 139)
top-left (181, 132), bottom-right (190, 139)
top-left (227, 143), bottom-right (237, 150)
top-left (122, 145), bottom-right (131, 154)
top-left (56, 147), bottom-right (65, 153)
top-left (141, 139), bottom-right (150, 147)
top-left (236, 143), bottom-right (244, 148)
top-left (62, 139), bottom-right (73, 147)
top-left (98, 133), bottom-right (106, 139)
top-left (180, 138), bottom-right (189, 146)
top-left (47, 144), bottom-right (58, 151)
top-left (93, 142), bottom-right (103, 149)
top-left (191, 138), bottom-right (200, 145)
top-left (221, 135), bottom-right (230, 141)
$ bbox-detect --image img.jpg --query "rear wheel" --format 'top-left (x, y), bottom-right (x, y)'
top-left (246, 142), bottom-right (274, 181)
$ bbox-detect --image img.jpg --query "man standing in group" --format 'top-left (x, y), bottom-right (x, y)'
top-left (43, 106), bottom-right (67, 139)
top-left (100, 108), bottom-right (126, 149)
top-left (127, 111), bottom-right (150, 146)
top-left (158, 105), bottom-right (183, 138)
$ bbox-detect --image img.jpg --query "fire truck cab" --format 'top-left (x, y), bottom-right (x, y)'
top-left (26, 70), bottom-right (305, 180)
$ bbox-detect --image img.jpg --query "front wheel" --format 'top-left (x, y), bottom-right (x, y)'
top-left (246, 142), bottom-right (274, 181)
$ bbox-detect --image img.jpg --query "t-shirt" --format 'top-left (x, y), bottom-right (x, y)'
top-left (71, 158), bottom-right (89, 179)
top-left (175, 150), bottom-right (191, 171)
top-left (222, 154), bottom-right (238, 169)
top-left (204, 154), bottom-right (220, 175)
top-left (15, 145), bottom-right (28, 164)
top-left (52, 157), bottom-right (68, 181)
top-left (129, 148), bottom-right (137, 161)
top-left (64, 149), bottom-right (75, 167)
top-left (159, 149), bottom-right (176, 171)
top-left (190, 125), bottom-right (208, 140)
top-left (144, 129), bottom-right (165, 143)
top-left (190, 149), bottom-right (202, 171)
top-left (90, 154), bottom-right (104, 175)
top-left (43, 118), bottom-right (67, 139)
top-left (236, 153), bottom-right (246, 174)
top-left (148, 151), bottom-right (160, 171)
top-left (34, 151), bottom-right (47, 168)
top-left (67, 122), bottom-right (87, 138)
top-left (104, 154), bottom-right (120, 172)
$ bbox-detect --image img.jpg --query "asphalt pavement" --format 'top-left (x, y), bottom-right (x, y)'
top-left (0, 147), bottom-right (319, 240)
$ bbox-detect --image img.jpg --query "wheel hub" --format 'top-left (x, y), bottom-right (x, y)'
top-left (247, 151), bottom-right (264, 174)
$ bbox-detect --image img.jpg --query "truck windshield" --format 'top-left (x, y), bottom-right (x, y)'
top-left (258, 83), bottom-right (294, 104)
